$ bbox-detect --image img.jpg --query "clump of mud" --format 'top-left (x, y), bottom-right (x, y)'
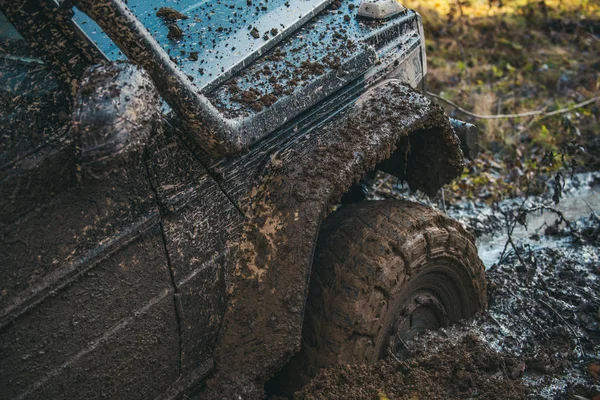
top-left (296, 334), bottom-right (527, 399)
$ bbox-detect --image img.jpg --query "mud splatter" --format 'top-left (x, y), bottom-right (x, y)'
top-left (156, 7), bottom-right (188, 21)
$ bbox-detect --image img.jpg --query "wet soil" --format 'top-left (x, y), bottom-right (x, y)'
top-left (297, 173), bottom-right (600, 399)
top-left (297, 335), bottom-right (528, 399)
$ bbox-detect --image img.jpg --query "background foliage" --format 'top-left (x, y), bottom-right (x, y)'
top-left (406, 0), bottom-right (600, 201)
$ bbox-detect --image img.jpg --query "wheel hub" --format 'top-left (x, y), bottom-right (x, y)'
top-left (389, 292), bottom-right (450, 354)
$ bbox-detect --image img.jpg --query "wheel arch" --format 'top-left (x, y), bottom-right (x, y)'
top-left (207, 80), bottom-right (465, 396)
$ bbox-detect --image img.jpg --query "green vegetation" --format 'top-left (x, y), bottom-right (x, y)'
top-left (406, 0), bottom-right (599, 201)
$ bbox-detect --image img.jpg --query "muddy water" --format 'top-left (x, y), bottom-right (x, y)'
top-left (370, 171), bottom-right (600, 264)
top-left (474, 172), bottom-right (600, 267)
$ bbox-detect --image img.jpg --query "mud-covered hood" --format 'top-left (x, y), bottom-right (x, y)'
top-left (74, 0), bottom-right (334, 91)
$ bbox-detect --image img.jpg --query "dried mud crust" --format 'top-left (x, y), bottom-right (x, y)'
top-left (303, 199), bottom-right (487, 373)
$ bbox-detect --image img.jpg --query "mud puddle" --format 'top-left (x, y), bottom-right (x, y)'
top-left (297, 172), bottom-right (600, 399)
top-left (456, 172), bottom-right (600, 268)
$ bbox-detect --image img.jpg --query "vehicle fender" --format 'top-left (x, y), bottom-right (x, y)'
top-left (208, 80), bottom-right (464, 398)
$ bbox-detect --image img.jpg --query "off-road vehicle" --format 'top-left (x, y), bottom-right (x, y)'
top-left (0, 0), bottom-right (486, 398)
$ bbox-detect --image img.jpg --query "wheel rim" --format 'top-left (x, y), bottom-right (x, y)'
top-left (386, 260), bottom-right (477, 356)
top-left (391, 292), bottom-right (449, 345)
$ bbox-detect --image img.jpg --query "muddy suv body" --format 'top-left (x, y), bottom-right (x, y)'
top-left (1, 1), bottom-right (484, 399)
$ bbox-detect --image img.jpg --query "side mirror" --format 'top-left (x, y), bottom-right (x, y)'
top-left (72, 62), bottom-right (162, 178)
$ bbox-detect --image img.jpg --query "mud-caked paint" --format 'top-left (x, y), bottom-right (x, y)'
top-left (206, 81), bottom-right (464, 398)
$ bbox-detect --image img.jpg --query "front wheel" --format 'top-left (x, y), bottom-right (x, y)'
top-left (303, 199), bottom-right (487, 373)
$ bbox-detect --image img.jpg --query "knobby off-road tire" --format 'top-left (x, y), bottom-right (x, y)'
top-left (303, 199), bottom-right (487, 374)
